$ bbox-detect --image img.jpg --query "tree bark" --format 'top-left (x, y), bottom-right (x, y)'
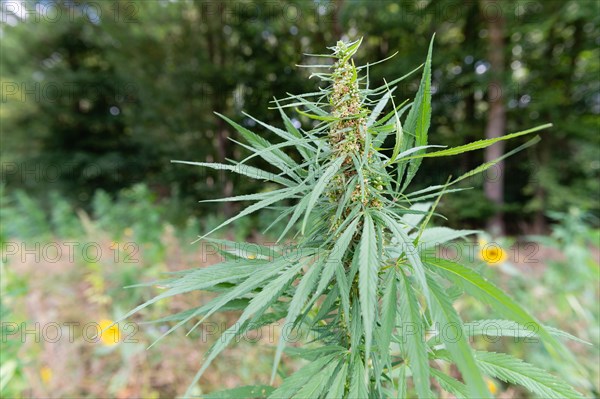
top-left (482, 0), bottom-right (506, 236)
top-left (333, 0), bottom-right (344, 39)
top-left (461, 3), bottom-right (480, 175)
top-left (205, 5), bottom-right (233, 217)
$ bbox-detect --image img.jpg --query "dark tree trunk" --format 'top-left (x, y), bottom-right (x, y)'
top-left (532, 138), bottom-right (550, 234)
top-left (206, 8), bottom-right (233, 217)
top-left (482, 0), bottom-right (507, 236)
top-left (333, 0), bottom-right (344, 39)
top-left (461, 3), bottom-right (480, 174)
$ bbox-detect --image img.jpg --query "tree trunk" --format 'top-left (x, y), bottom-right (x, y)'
top-left (482, 0), bottom-right (506, 236)
top-left (333, 0), bottom-right (344, 39)
top-left (461, 3), bottom-right (480, 174)
top-left (532, 139), bottom-right (549, 234)
top-left (205, 7), bottom-right (233, 217)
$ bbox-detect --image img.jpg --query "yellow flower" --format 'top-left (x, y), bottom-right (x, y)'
top-left (486, 377), bottom-right (498, 395)
top-left (247, 253), bottom-right (257, 260)
top-left (479, 242), bottom-right (507, 265)
top-left (40, 365), bottom-right (52, 384)
top-left (98, 319), bottom-right (121, 346)
top-left (124, 227), bottom-right (134, 237)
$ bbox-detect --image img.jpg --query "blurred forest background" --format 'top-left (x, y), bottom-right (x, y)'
top-left (2, 0), bottom-right (599, 232)
top-left (1, 0), bottom-right (599, 398)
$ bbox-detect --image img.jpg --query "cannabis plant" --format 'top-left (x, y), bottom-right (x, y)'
top-left (123, 38), bottom-right (586, 398)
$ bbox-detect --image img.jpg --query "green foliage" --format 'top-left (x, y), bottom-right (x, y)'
top-left (3, 0), bottom-right (597, 228)
top-left (127, 38), bottom-right (586, 398)
top-left (523, 210), bottom-right (600, 393)
top-left (0, 183), bottom-right (188, 243)
top-left (0, 261), bottom-right (29, 397)
top-left (474, 351), bottom-right (583, 398)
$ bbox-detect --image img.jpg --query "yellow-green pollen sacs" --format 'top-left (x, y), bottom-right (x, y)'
top-left (326, 40), bottom-right (383, 219)
top-left (328, 41), bottom-right (366, 155)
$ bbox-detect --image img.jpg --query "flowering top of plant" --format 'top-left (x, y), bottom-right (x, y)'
top-left (122, 37), bottom-right (586, 398)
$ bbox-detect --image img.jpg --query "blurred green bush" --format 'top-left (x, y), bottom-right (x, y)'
top-left (2, 0), bottom-right (598, 230)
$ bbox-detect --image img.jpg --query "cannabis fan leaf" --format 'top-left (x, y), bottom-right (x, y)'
top-left (123, 37), bottom-right (585, 398)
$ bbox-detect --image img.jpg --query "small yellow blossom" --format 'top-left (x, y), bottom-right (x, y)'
top-left (478, 242), bottom-right (508, 265)
top-left (124, 227), bottom-right (134, 237)
top-left (486, 377), bottom-right (498, 395)
top-left (247, 253), bottom-right (257, 260)
top-left (40, 365), bottom-right (52, 384)
top-left (98, 319), bottom-right (121, 346)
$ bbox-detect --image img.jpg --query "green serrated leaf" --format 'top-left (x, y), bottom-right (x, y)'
top-left (379, 211), bottom-right (430, 305)
top-left (358, 212), bottom-right (379, 374)
top-left (199, 185), bottom-right (304, 240)
top-left (465, 319), bottom-right (591, 345)
top-left (428, 277), bottom-right (491, 399)
top-left (185, 260), bottom-right (306, 397)
top-left (301, 157), bottom-right (345, 234)
top-left (172, 160), bottom-right (296, 187)
top-left (402, 124), bottom-right (552, 161)
top-left (326, 361), bottom-right (349, 399)
top-left (292, 358), bottom-right (340, 398)
top-left (396, 364), bottom-right (407, 399)
top-left (379, 269), bottom-right (397, 371)
top-left (426, 257), bottom-right (571, 361)
top-left (348, 356), bottom-right (368, 399)
top-left (271, 258), bottom-right (325, 383)
top-left (397, 269), bottom-right (431, 399)
top-left (268, 354), bottom-right (338, 398)
top-left (475, 351), bottom-right (584, 399)
top-left (401, 34), bottom-right (434, 190)
top-left (430, 368), bottom-right (468, 399)
top-left (316, 216), bottom-right (360, 296)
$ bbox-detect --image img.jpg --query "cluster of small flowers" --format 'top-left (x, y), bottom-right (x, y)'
top-left (328, 41), bottom-right (365, 155)
top-left (327, 41), bottom-right (383, 211)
